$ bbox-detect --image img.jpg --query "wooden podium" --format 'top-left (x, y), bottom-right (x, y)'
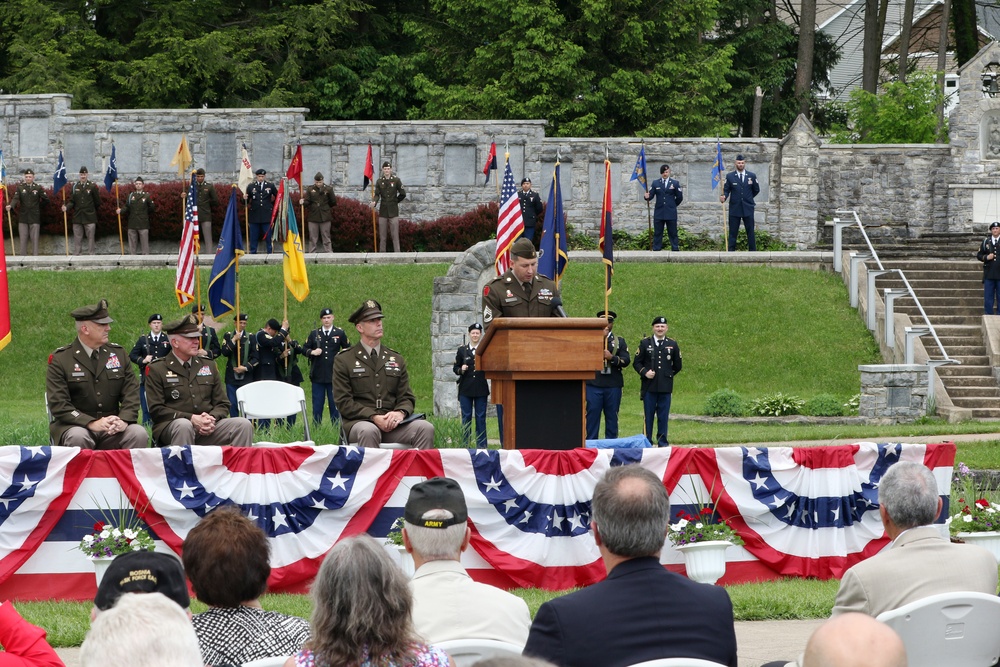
top-left (476, 317), bottom-right (607, 450)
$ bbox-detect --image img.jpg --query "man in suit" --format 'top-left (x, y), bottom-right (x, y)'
top-left (585, 311), bottom-right (629, 440)
top-left (632, 316), bottom-right (682, 446)
top-left (644, 164), bottom-right (684, 251)
top-left (977, 221), bottom-right (1000, 314)
top-left (303, 307), bottom-right (351, 423)
top-left (129, 313), bottom-right (172, 425)
top-left (404, 477), bottom-right (531, 645)
top-left (523, 465), bottom-right (738, 667)
top-left (220, 313), bottom-right (258, 417)
top-left (831, 461), bottom-right (997, 617)
top-left (63, 166), bottom-right (102, 255)
top-left (46, 299), bottom-right (147, 449)
top-left (144, 315), bottom-right (253, 447)
top-left (6, 169), bottom-right (48, 256)
top-left (720, 153), bottom-right (761, 251)
top-left (303, 172), bottom-right (337, 253)
top-left (517, 178), bottom-right (543, 248)
top-left (332, 299), bottom-right (434, 448)
top-left (245, 169), bottom-right (277, 254)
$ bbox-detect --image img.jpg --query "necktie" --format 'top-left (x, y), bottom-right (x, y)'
top-left (184, 361), bottom-right (191, 370)
top-left (522, 282), bottom-right (530, 294)
top-left (91, 351), bottom-right (99, 363)
top-left (740, 173), bottom-right (744, 183)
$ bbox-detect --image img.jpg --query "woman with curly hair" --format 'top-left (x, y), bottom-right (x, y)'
top-left (286, 535), bottom-right (455, 667)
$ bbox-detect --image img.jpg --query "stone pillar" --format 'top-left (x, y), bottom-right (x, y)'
top-left (858, 364), bottom-right (929, 422)
top-left (775, 114), bottom-right (821, 249)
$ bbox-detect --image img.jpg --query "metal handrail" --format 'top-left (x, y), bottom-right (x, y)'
top-left (834, 209), bottom-right (957, 364)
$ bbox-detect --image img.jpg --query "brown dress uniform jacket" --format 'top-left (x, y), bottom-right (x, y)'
top-left (481, 270), bottom-right (560, 327)
top-left (332, 344), bottom-right (416, 441)
top-left (122, 191), bottom-right (156, 230)
top-left (303, 184), bottom-right (337, 223)
top-left (11, 182), bottom-right (49, 225)
top-left (145, 351), bottom-right (231, 444)
top-left (195, 181), bottom-right (220, 223)
top-left (46, 339), bottom-right (141, 444)
top-left (373, 176), bottom-right (405, 218)
top-left (66, 181), bottom-right (101, 224)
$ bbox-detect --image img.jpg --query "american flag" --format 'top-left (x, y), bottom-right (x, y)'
top-left (175, 173), bottom-right (200, 307)
top-left (495, 155), bottom-right (524, 275)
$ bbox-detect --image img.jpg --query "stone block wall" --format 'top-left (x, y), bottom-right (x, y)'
top-left (858, 364), bottom-right (929, 421)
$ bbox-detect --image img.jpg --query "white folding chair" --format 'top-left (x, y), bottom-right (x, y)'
top-left (241, 657), bottom-right (290, 667)
top-left (432, 639), bottom-right (524, 667)
top-left (876, 591), bottom-right (1000, 667)
top-left (236, 380), bottom-right (313, 447)
top-left (625, 660), bottom-right (730, 667)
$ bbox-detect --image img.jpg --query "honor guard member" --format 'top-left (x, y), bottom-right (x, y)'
top-left (644, 165), bottom-right (684, 252)
top-left (129, 314), bottom-right (172, 424)
top-left (255, 318), bottom-right (289, 381)
top-left (220, 313), bottom-right (259, 416)
top-left (632, 316), bottom-right (682, 447)
top-left (720, 154), bottom-right (761, 251)
top-left (371, 162), bottom-right (406, 253)
top-left (194, 168), bottom-right (220, 251)
top-left (979, 222), bottom-right (1000, 314)
top-left (585, 311), bottom-right (630, 441)
top-left (145, 314), bottom-right (253, 447)
top-left (517, 178), bottom-right (543, 247)
top-left (332, 299), bottom-right (435, 449)
top-left (454, 323), bottom-right (490, 448)
top-left (6, 169), bottom-right (48, 255)
top-left (62, 166), bottom-right (102, 255)
top-left (46, 299), bottom-right (147, 449)
top-left (303, 172), bottom-right (337, 253)
top-left (245, 169), bottom-right (277, 254)
top-left (191, 305), bottom-right (221, 359)
top-left (303, 307), bottom-right (351, 423)
top-left (482, 237), bottom-right (561, 327)
top-left (117, 177), bottom-right (156, 255)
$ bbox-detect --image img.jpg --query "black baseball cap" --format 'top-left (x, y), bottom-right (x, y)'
top-left (404, 478), bottom-right (468, 529)
top-left (94, 551), bottom-right (190, 611)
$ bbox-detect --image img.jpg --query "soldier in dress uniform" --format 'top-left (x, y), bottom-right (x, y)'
top-left (332, 299), bottom-right (435, 448)
top-left (585, 311), bottom-right (630, 441)
top-left (303, 172), bottom-right (337, 253)
top-left (454, 322), bottom-right (490, 448)
top-left (255, 317), bottom-right (289, 381)
top-left (371, 162), bottom-right (406, 253)
top-left (117, 176), bottom-right (156, 255)
top-left (62, 166), bottom-right (101, 255)
top-left (644, 164), bottom-right (684, 252)
top-left (191, 304), bottom-right (221, 359)
top-left (194, 168), bottom-right (219, 251)
top-left (46, 299), bottom-right (147, 449)
top-left (129, 313), bottom-right (172, 424)
top-left (517, 178), bottom-right (543, 248)
top-left (303, 307), bottom-right (350, 423)
top-left (245, 169), bottom-right (277, 254)
top-left (720, 154), bottom-right (761, 251)
top-left (6, 169), bottom-right (49, 256)
top-left (220, 313), bottom-right (259, 416)
top-left (145, 315), bottom-right (253, 447)
top-left (482, 237), bottom-right (561, 327)
top-left (632, 316), bottom-right (682, 446)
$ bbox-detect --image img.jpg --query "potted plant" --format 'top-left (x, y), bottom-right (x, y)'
top-left (667, 474), bottom-right (745, 586)
top-left (947, 462), bottom-right (1000, 562)
top-left (78, 497), bottom-right (156, 585)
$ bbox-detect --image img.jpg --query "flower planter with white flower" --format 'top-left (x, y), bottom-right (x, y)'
top-left (78, 497), bottom-right (156, 586)
top-left (674, 540), bottom-right (733, 585)
top-left (668, 509), bottom-right (743, 586)
top-left (948, 463), bottom-right (1000, 563)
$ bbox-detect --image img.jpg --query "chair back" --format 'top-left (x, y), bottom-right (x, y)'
top-left (433, 639), bottom-right (524, 667)
top-left (876, 591), bottom-right (1000, 667)
top-left (236, 380), bottom-right (312, 444)
top-left (624, 659), bottom-right (730, 667)
top-left (241, 657), bottom-right (290, 667)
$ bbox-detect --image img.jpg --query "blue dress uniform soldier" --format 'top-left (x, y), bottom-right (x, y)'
top-left (145, 315), bottom-right (253, 447)
top-left (633, 316), bottom-right (682, 447)
top-left (644, 165), bottom-right (684, 252)
top-left (191, 305), bottom-right (221, 360)
top-left (585, 311), bottom-right (630, 441)
top-left (6, 169), bottom-right (48, 256)
top-left (245, 169), bottom-right (277, 254)
top-left (46, 299), bottom-right (148, 449)
top-left (62, 166), bottom-right (102, 255)
top-left (978, 222), bottom-right (1000, 314)
top-left (118, 176), bottom-right (156, 255)
top-left (454, 323), bottom-right (490, 448)
top-left (220, 313), bottom-right (258, 416)
top-left (332, 299), bottom-right (435, 449)
top-left (194, 168), bottom-right (220, 251)
top-left (517, 178), bottom-right (543, 247)
top-left (303, 172), bottom-right (337, 253)
top-left (720, 154), bottom-right (761, 251)
top-left (303, 307), bottom-right (351, 423)
top-left (129, 314), bottom-right (172, 425)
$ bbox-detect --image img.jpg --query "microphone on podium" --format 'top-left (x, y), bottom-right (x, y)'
top-left (551, 296), bottom-right (569, 318)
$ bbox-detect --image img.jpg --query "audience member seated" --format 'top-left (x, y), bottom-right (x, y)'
top-left (522, 465), bottom-right (738, 667)
top-left (182, 506), bottom-right (310, 666)
top-left (0, 601), bottom-right (64, 667)
top-left (802, 613), bottom-right (906, 667)
top-left (284, 535), bottom-right (455, 667)
top-left (92, 551), bottom-right (190, 618)
top-left (831, 461), bottom-right (997, 617)
top-left (403, 478), bottom-right (531, 645)
top-left (80, 593), bottom-right (203, 667)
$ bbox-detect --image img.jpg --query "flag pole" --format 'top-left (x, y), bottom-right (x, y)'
top-left (298, 173), bottom-right (305, 252)
top-left (717, 138), bottom-right (727, 252)
top-left (371, 181), bottom-right (377, 252)
top-left (642, 140), bottom-right (652, 252)
top-left (232, 183), bottom-right (243, 370)
top-left (114, 180), bottom-right (123, 255)
top-left (3, 182), bottom-right (13, 257)
top-left (61, 187), bottom-right (69, 256)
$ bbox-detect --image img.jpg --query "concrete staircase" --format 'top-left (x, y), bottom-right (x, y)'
top-left (871, 253), bottom-right (1000, 419)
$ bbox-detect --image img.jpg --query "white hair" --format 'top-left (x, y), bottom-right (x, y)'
top-left (404, 508), bottom-right (466, 561)
top-left (81, 593), bottom-right (202, 667)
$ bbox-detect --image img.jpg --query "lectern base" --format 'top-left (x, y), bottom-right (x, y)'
top-left (511, 380), bottom-right (583, 450)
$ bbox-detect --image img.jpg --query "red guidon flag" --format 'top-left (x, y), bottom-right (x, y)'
top-left (0, 185), bottom-right (10, 351)
top-left (286, 144), bottom-right (303, 182)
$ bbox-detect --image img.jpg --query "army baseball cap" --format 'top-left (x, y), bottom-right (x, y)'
top-left (71, 299), bottom-right (114, 324)
top-left (93, 551), bottom-right (190, 611)
top-left (510, 237), bottom-right (537, 259)
top-left (404, 478), bottom-right (468, 529)
top-left (348, 299), bottom-right (384, 324)
top-left (164, 314), bottom-right (201, 337)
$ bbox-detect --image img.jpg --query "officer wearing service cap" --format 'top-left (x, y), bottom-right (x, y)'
top-left (194, 168), bottom-right (219, 250)
top-left (128, 313), bottom-right (172, 424)
top-left (144, 315), bottom-right (253, 447)
top-left (720, 153), bottom-right (761, 251)
top-left (46, 299), bottom-right (147, 449)
top-left (632, 315), bottom-right (682, 446)
top-left (481, 237), bottom-right (561, 327)
top-left (371, 162), bottom-right (406, 252)
top-left (62, 166), bottom-right (101, 255)
top-left (303, 172), bottom-right (337, 253)
top-left (117, 176), bottom-right (156, 255)
top-left (6, 168), bottom-right (48, 255)
top-left (303, 307), bottom-right (350, 423)
top-left (585, 310), bottom-right (630, 440)
top-left (978, 221), bottom-right (1000, 313)
top-left (245, 168), bottom-right (277, 254)
top-left (332, 299), bottom-right (434, 448)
